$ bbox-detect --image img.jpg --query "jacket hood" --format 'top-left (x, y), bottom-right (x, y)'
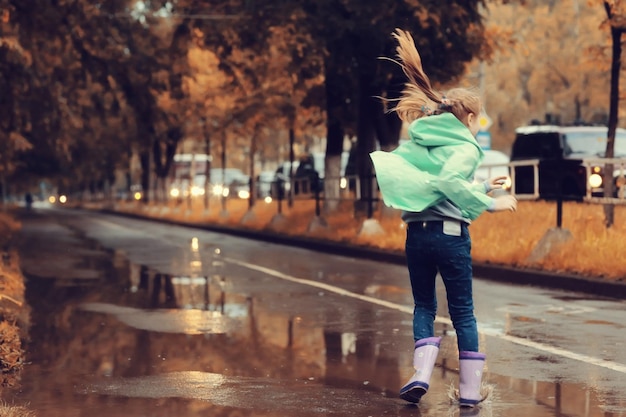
top-left (409, 113), bottom-right (484, 157)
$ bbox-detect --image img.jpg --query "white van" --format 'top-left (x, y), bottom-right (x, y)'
top-left (473, 150), bottom-right (510, 185)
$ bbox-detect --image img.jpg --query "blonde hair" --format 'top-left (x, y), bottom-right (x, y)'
top-left (389, 29), bottom-right (481, 125)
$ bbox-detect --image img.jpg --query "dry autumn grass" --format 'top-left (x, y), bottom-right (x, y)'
top-left (0, 403), bottom-right (36, 417)
top-left (109, 197), bottom-right (626, 282)
top-left (0, 213), bottom-right (31, 417)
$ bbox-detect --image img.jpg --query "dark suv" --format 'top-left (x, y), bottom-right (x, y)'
top-left (510, 125), bottom-right (626, 200)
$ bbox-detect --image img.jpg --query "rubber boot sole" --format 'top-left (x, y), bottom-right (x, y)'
top-left (399, 385), bottom-right (427, 403)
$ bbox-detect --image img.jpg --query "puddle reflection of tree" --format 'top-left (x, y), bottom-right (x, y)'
top-left (323, 307), bottom-right (401, 397)
top-left (137, 265), bottom-right (220, 311)
top-left (133, 241), bottom-right (229, 311)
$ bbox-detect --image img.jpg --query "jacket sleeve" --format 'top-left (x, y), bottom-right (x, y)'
top-left (370, 150), bottom-right (444, 212)
top-left (435, 144), bottom-right (493, 220)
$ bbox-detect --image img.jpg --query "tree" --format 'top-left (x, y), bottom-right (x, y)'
top-left (467, 1), bottom-right (618, 151)
top-left (298, 1), bottom-right (490, 212)
top-left (1, 1), bottom-right (67, 192)
top-left (601, 0), bottom-right (626, 227)
top-left (3, 0), bottom-right (196, 201)
top-left (0, 29), bottom-right (34, 202)
top-left (3, 0), bottom-right (491, 213)
top-left (180, 3), bottom-right (326, 210)
top-left (180, 0), bottom-right (490, 213)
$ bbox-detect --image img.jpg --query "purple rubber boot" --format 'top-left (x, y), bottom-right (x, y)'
top-left (459, 351), bottom-right (487, 407)
top-left (399, 336), bottom-right (442, 403)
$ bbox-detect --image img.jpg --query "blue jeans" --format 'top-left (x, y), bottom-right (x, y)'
top-left (405, 221), bottom-right (478, 352)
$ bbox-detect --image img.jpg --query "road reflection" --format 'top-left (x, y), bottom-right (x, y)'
top-left (4, 225), bottom-right (625, 417)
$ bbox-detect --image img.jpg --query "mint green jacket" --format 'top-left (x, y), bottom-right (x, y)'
top-left (370, 113), bottom-right (492, 221)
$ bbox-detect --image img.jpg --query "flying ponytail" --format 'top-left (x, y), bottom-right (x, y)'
top-left (389, 29), bottom-right (481, 125)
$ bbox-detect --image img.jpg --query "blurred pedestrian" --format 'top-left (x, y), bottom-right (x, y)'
top-left (294, 154), bottom-right (320, 195)
top-left (370, 29), bottom-right (517, 407)
top-left (25, 192), bottom-right (33, 210)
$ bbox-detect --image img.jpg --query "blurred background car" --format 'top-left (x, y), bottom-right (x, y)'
top-left (256, 170), bottom-right (276, 199)
top-left (474, 149), bottom-right (511, 189)
top-left (210, 168), bottom-right (250, 199)
top-left (510, 125), bottom-right (626, 200)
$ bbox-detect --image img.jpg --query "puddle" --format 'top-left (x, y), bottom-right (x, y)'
top-left (85, 371), bottom-right (401, 414)
top-left (79, 302), bottom-right (243, 334)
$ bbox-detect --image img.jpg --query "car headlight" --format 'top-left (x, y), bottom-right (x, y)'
top-left (170, 188), bottom-right (180, 198)
top-left (237, 189), bottom-right (250, 199)
top-left (589, 173), bottom-right (603, 188)
top-left (190, 185), bottom-right (205, 197)
top-left (212, 184), bottom-right (224, 196)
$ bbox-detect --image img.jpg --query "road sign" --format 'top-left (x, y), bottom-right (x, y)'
top-left (478, 113), bottom-right (492, 131)
top-left (476, 131), bottom-right (491, 150)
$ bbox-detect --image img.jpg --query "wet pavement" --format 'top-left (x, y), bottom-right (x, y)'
top-left (2, 207), bottom-right (626, 416)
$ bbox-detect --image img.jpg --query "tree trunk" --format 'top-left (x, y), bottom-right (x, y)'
top-left (140, 150), bottom-right (151, 204)
top-left (322, 56), bottom-right (346, 213)
top-left (354, 71), bottom-right (379, 218)
top-left (249, 130), bottom-right (257, 209)
top-left (323, 153), bottom-right (343, 213)
top-left (603, 3), bottom-right (622, 228)
top-left (203, 127), bottom-right (211, 211)
top-left (152, 128), bottom-right (179, 203)
top-left (0, 173), bottom-right (6, 208)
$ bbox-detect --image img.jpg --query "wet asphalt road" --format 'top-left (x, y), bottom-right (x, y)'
top-left (3, 206), bottom-right (626, 417)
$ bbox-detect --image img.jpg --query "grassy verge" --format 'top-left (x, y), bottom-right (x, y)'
top-left (0, 403), bottom-right (35, 417)
top-left (0, 211), bottom-right (32, 416)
